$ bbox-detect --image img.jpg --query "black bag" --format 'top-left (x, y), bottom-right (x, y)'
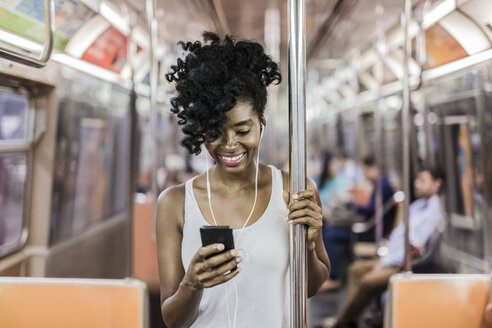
top-left (328, 203), bottom-right (365, 227)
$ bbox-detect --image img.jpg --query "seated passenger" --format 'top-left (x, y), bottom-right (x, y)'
top-left (337, 151), bottom-right (364, 191)
top-left (320, 156), bottom-right (395, 284)
top-left (318, 151), bottom-right (346, 210)
top-left (327, 166), bottom-right (444, 328)
top-left (317, 152), bottom-right (348, 286)
top-left (353, 156), bottom-right (396, 241)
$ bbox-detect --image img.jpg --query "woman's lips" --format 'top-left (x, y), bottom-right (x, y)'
top-left (218, 152), bottom-right (246, 166)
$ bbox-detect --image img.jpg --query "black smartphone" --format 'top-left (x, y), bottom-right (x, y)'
top-left (200, 225), bottom-right (235, 252)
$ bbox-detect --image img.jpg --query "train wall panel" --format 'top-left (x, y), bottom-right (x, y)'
top-left (0, 262), bottom-right (22, 276)
top-left (44, 219), bottom-right (130, 279)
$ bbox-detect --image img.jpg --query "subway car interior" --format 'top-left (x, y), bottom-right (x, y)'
top-left (0, 0), bottom-right (492, 327)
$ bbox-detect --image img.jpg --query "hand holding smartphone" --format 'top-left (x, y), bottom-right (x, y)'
top-left (182, 226), bottom-right (240, 291)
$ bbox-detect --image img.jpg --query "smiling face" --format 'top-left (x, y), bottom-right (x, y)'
top-left (204, 99), bottom-right (263, 173)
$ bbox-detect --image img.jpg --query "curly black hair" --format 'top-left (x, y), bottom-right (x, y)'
top-left (166, 32), bottom-right (282, 155)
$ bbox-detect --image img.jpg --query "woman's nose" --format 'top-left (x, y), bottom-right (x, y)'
top-left (223, 133), bottom-right (238, 149)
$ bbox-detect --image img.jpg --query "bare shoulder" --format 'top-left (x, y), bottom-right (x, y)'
top-left (157, 183), bottom-right (186, 210)
top-left (156, 183), bottom-right (186, 231)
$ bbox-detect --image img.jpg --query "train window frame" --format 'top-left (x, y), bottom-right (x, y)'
top-left (426, 78), bottom-right (490, 267)
top-left (441, 115), bottom-right (477, 226)
top-left (429, 93), bottom-right (486, 227)
top-left (0, 86), bottom-right (35, 259)
top-left (484, 82), bottom-right (492, 266)
top-left (49, 76), bottom-right (132, 246)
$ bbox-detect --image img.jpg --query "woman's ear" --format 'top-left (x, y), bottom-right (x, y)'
top-left (260, 116), bottom-right (266, 132)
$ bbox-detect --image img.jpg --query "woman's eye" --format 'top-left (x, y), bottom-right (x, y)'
top-left (237, 130), bottom-right (250, 136)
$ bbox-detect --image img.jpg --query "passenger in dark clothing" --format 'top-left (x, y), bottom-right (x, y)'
top-left (354, 176), bottom-right (396, 241)
top-left (322, 156), bottom-right (396, 282)
top-left (351, 156), bottom-right (396, 241)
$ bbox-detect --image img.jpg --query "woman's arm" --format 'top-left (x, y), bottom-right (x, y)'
top-left (156, 186), bottom-right (241, 328)
top-left (156, 186), bottom-right (202, 327)
top-left (282, 172), bottom-right (331, 297)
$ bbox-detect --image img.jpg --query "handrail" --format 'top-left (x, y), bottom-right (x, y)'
top-left (402, 0), bottom-right (413, 273)
top-left (0, 0), bottom-right (55, 68)
top-left (145, 0), bottom-right (158, 229)
top-left (288, 0), bottom-right (307, 326)
top-left (351, 191), bottom-right (402, 234)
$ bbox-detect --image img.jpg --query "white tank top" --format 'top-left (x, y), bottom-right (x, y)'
top-left (182, 165), bottom-right (290, 327)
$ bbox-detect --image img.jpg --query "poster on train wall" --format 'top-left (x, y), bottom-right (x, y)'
top-left (457, 123), bottom-right (473, 218)
top-left (72, 118), bottom-right (111, 234)
top-left (0, 0), bottom-right (96, 51)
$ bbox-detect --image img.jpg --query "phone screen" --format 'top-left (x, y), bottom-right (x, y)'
top-left (200, 226), bottom-right (235, 251)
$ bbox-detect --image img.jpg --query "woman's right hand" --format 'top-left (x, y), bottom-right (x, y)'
top-left (182, 243), bottom-right (242, 291)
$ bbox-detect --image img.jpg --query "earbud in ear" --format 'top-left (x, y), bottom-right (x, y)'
top-left (260, 124), bottom-right (265, 138)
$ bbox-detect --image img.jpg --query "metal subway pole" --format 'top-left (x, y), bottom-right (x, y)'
top-left (288, 0), bottom-right (308, 326)
top-left (126, 6), bottom-right (138, 278)
top-left (374, 41), bottom-right (384, 246)
top-left (419, 1), bottom-right (434, 168)
top-left (401, 0), bottom-right (413, 272)
top-left (146, 0), bottom-right (159, 226)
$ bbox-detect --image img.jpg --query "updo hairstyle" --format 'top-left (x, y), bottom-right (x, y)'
top-left (166, 32), bottom-right (281, 155)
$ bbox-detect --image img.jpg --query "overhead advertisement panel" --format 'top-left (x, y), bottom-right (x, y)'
top-left (0, 0), bottom-right (96, 51)
top-left (81, 26), bottom-right (127, 73)
top-left (425, 23), bottom-right (468, 68)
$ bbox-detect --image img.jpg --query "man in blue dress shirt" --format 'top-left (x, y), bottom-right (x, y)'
top-left (329, 166), bottom-right (444, 328)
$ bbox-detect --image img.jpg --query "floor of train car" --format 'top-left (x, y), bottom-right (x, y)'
top-left (148, 287), bottom-right (383, 328)
top-left (309, 288), bottom-right (345, 327)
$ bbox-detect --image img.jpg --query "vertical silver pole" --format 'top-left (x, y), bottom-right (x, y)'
top-left (146, 0), bottom-right (159, 225)
top-left (474, 74), bottom-right (491, 270)
top-left (418, 1), bottom-right (433, 167)
top-left (288, 0), bottom-right (308, 326)
top-left (264, 4), bottom-right (281, 165)
top-left (374, 45), bottom-right (384, 245)
top-left (126, 7), bottom-right (138, 278)
top-left (402, 0), bottom-right (412, 272)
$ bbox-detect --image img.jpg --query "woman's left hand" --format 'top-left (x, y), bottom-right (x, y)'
top-left (283, 190), bottom-right (323, 251)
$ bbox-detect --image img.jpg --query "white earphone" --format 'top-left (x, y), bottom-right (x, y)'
top-left (203, 121), bottom-right (265, 328)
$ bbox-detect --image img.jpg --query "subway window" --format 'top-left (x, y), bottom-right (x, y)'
top-left (427, 69), bottom-right (489, 269)
top-left (50, 75), bottom-right (130, 245)
top-left (0, 89), bottom-right (32, 257)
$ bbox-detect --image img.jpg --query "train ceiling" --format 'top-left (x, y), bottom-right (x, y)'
top-left (122, 0), bottom-right (402, 66)
top-left (0, 0), bottom-right (491, 92)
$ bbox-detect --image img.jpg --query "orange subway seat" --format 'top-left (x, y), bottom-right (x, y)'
top-left (386, 274), bottom-right (490, 328)
top-left (0, 278), bottom-right (147, 328)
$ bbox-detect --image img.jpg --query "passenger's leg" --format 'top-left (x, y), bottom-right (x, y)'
top-left (345, 259), bottom-right (378, 300)
top-left (338, 262), bottom-right (398, 325)
top-left (322, 226), bottom-right (351, 280)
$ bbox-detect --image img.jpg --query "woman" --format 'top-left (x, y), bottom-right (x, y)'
top-left (317, 152), bottom-right (348, 285)
top-left (156, 32), bottom-right (330, 327)
top-left (317, 151), bottom-right (346, 209)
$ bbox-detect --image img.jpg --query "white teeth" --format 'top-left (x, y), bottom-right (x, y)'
top-left (221, 153), bottom-right (245, 162)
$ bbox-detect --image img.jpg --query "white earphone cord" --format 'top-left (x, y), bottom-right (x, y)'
top-left (205, 127), bottom-right (262, 328)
